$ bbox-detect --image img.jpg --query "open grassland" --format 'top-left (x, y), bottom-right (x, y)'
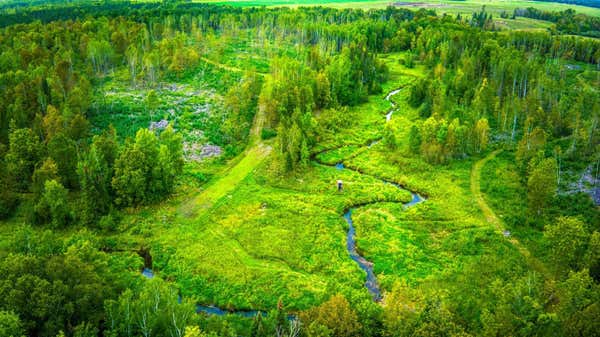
top-left (200, 0), bottom-right (600, 17)
top-left (197, 0), bottom-right (598, 31)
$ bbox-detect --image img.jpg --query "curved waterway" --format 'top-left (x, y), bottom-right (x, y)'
top-left (325, 87), bottom-right (425, 301)
top-left (140, 86), bottom-right (424, 315)
top-left (385, 88), bottom-right (403, 122)
top-left (334, 162), bottom-right (424, 301)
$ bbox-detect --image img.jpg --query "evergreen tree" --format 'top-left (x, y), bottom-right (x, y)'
top-left (527, 157), bottom-right (557, 215)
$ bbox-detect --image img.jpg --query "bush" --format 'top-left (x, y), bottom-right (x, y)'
top-left (261, 128), bottom-right (277, 140)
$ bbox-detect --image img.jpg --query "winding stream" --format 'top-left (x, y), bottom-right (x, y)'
top-left (141, 86), bottom-right (424, 315)
top-left (385, 88), bottom-right (403, 122)
top-left (334, 162), bottom-right (424, 301)
top-left (327, 87), bottom-right (424, 301)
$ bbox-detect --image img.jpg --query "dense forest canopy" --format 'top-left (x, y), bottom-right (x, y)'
top-left (0, 1), bottom-right (598, 337)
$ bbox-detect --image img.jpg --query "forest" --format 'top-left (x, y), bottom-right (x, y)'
top-left (0, 1), bottom-right (598, 337)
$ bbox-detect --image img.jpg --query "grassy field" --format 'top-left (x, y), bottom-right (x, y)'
top-left (200, 0), bottom-right (600, 17)
top-left (196, 0), bottom-right (598, 31)
top-left (79, 51), bottom-right (543, 315)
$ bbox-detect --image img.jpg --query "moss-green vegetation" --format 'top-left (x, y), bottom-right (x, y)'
top-left (0, 2), bottom-right (599, 337)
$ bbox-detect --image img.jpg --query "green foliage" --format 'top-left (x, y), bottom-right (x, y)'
top-left (34, 179), bottom-right (71, 228)
top-left (112, 127), bottom-right (183, 206)
top-left (557, 269), bottom-right (600, 336)
top-left (223, 73), bottom-right (263, 146)
top-left (527, 157), bottom-right (557, 216)
top-left (300, 295), bottom-right (361, 337)
top-left (544, 216), bottom-right (589, 271)
top-left (78, 145), bottom-right (112, 224)
top-left (104, 278), bottom-right (198, 337)
top-left (0, 245), bottom-right (119, 337)
top-left (516, 126), bottom-right (547, 173)
top-left (184, 325), bottom-right (209, 337)
top-left (47, 133), bottom-right (78, 189)
top-left (5, 128), bottom-right (42, 191)
top-left (0, 311), bottom-right (24, 337)
top-left (260, 128), bottom-right (277, 140)
top-left (0, 166), bottom-right (18, 219)
top-left (480, 273), bottom-right (556, 337)
top-left (408, 125), bottom-right (421, 154)
top-left (32, 158), bottom-right (60, 200)
top-left (0, 3), bottom-right (598, 337)
top-left (382, 123), bottom-right (397, 150)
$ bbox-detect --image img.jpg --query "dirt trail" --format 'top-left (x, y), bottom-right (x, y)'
top-left (471, 150), bottom-right (551, 277)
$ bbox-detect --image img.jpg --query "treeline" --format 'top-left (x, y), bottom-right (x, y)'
top-left (0, 8), bottom-right (188, 221)
top-left (390, 20), bottom-right (598, 168)
top-left (514, 7), bottom-right (600, 37)
top-left (1, 123), bottom-right (183, 226)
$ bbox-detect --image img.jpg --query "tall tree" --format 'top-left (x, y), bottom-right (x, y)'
top-left (5, 127), bottom-right (42, 191)
top-left (544, 216), bottom-right (589, 271)
top-left (527, 157), bottom-right (557, 215)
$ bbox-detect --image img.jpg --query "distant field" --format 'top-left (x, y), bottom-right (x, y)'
top-left (200, 0), bottom-right (600, 17)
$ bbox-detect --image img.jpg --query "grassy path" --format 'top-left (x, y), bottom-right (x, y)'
top-left (181, 144), bottom-right (271, 216)
top-left (180, 103), bottom-right (271, 217)
top-left (471, 149), bottom-right (551, 278)
top-left (179, 53), bottom-right (273, 218)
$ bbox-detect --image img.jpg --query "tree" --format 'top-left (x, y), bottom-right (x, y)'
top-left (78, 145), bottom-right (112, 224)
top-left (527, 157), bottom-right (557, 215)
top-left (315, 72), bottom-right (332, 109)
top-left (47, 133), bottom-right (78, 188)
top-left (35, 179), bottom-right (70, 228)
top-left (145, 90), bottom-right (159, 122)
top-left (223, 73), bottom-right (263, 145)
top-left (558, 269), bottom-right (600, 337)
top-left (159, 125), bottom-right (184, 174)
top-left (411, 299), bottom-right (469, 337)
top-left (126, 45), bottom-right (139, 86)
top-left (0, 311), bottom-right (25, 337)
top-left (299, 295), bottom-right (361, 337)
top-left (68, 114), bottom-right (90, 141)
top-left (112, 128), bottom-right (183, 206)
top-left (474, 118), bottom-right (490, 153)
top-left (544, 216), bottom-right (589, 271)
top-left (384, 282), bottom-right (420, 337)
top-left (383, 123), bottom-right (397, 150)
top-left (5, 128), bottom-right (42, 191)
top-left (112, 142), bottom-right (147, 206)
top-left (516, 126), bottom-right (547, 172)
top-left (104, 278), bottom-right (196, 337)
top-left (92, 125), bottom-right (119, 168)
top-left (32, 158), bottom-right (59, 199)
top-left (585, 232), bottom-right (600, 281)
top-left (0, 247), bottom-right (113, 336)
top-left (87, 39), bottom-right (114, 75)
top-left (42, 105), bottom-right (64, 141)
top-left (409, 125), bottom-right (421, 154)
top-left (0, 164), bottom-right (18, 219)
